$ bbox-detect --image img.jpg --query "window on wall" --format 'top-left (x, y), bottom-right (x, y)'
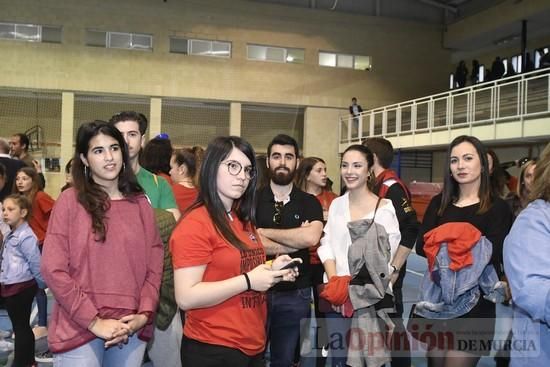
top-left (247, 44), bottom-right (304, 64)
top-left (85, 29), bottom-right (152, 51)
top-left (0, 22), bottom-right (62, 43)
top-left (319, 51), bottom-right (372, 70)
top-left (169, 37), bottom-right (231, 58)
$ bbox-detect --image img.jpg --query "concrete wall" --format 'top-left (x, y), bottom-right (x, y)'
top-left (1, 0), bottom-right (454, 195)
top-left (0, 0), bottom-right (451, 110)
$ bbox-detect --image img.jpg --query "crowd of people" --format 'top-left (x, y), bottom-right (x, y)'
top-left (0, 111), bottom-right (548, 367)
top-left (453, 48), bottom-right (550, 89)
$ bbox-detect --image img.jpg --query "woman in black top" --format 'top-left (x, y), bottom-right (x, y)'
top-left (415, 135), bottom-right (513, 367)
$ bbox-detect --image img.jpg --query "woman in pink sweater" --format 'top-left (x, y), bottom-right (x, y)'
top-left (41, 121), bottom-right (163, 367)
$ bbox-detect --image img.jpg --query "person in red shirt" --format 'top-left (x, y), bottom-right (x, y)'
top-left (15, 166), bottom-right (54, 340)
top-left (169, 148), bottom-right (199, 213)
top-left (41, 121), bottom-right (163, 367)
top-left (171, 136), bottom-right (298, 367)
top-left (294, 156), bottom-right (337, 366)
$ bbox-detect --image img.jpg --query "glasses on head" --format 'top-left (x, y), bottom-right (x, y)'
top-left (221, 160), bottom-right (256, 180)
top-left (273, 201), bottom-right (284, 225)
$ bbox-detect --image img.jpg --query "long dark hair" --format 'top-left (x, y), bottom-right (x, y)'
top-left (73, 121), bottom-right (142, 242)
top-left (438, 135), bottom-right (492, 216)
top-left (14, 166), bottom-right (41, 202)
top-left (185, 136), bottom-right (257, 250)
top-left (295, 157), bottom-right (326, 192)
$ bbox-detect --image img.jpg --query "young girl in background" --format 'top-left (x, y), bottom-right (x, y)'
top-left (1, 194), bottom-right (45, 367)
top-left (15, 166), bottom-right (54, 339)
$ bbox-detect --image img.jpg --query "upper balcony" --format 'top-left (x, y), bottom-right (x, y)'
top-left (339, 68), bottom-right (550, 152)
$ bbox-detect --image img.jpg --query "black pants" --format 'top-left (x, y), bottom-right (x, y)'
top-left (5, 284), bottom-right (38, 367)
top-left (389, 266), bottom-right (411, 367)
top-left (181, 335), bottom-right (264, 367)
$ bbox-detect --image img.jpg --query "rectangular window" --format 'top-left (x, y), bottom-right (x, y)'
top-left (86, 29), bottom-right (107, 47)
top-left (86, 29), bottom-right (152, 51)
top-left (170, 37), bottom-right (231, 58)
top-left (319, 51), bottom-right (372, 70)
top-left (247, 44), bottom-right (304, 64)
top-left (319, 52), bottom-right (336, 67)
top-left (169, 37), bottom-right (188, 54)
top-left (0, 22), bottom-right (61, 43)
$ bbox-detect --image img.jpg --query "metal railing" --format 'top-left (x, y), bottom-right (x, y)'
top-left (339, 68), bottom-right (550, 145)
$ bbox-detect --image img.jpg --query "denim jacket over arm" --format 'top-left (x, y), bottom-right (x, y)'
top-left (0, 221), bottom-right (45, 288)
top-left (415, 222), bottom-right (504, 319)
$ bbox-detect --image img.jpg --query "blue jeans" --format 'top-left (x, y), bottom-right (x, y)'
top-left (36, 288), bottom-right (48, 327)
top-left (53, 334), bottom-right (146, 367)
top-left (267, 287), bottom-right (311, 367)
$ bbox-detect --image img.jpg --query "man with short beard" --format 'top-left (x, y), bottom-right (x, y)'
top-left (256, 134), bottom-right (324, 367)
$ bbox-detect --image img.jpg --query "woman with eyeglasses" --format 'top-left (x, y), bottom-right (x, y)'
top-left (170, 136), bottom-right (299, 367)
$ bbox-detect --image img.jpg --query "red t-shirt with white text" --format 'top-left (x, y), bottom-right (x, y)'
top-left (170, 206), bottom-right (267, 356)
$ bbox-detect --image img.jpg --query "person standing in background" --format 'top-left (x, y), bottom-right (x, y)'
top-left (363, 137), bottom-right (419, 367)
top-left (295, 156), bottom-right (337, 366)
top-left (349, 97), bottom-right (363, 137)
top-left (14, 166), bottom-right (54, 343)
top-left (109, 111), bottom-right (181, 221)
top-left (0, 138), bottom-right (25, 202)
top-left (169, 148), bottom-right (199, 214)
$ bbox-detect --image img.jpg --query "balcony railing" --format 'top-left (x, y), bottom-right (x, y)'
top-left (339, 68), bottom-right (550, 146)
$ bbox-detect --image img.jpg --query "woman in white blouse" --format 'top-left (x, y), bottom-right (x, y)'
top-left (317, 144), bottom-right (400, 367)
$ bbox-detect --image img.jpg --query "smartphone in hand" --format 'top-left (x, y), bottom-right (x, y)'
top-left (277, 258), bottom-right (302, 271)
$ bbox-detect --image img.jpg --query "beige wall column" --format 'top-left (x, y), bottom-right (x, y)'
top-left (60, 92), bottom-right (74, 166)
top-left (230, 102), bottom-right (242, 136)
top-left (303, 107), bottom-right (345, 193)
top-left (43, 91), bottom-right (75, 198)
top-left (149, 98), bottom-right (162, 140)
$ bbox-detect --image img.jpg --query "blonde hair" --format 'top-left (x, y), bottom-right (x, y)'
top-left (529, 142), bottom-right (550, 202)
top-left (517, 160), bottom-right (537, 201)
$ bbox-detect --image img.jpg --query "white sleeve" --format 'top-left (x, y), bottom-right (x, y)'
top-left (318, 200), bottom-right (337, 263)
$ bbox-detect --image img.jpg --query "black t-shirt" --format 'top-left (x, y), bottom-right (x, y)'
top-left (256, 185), bottom-right (323, 291)
top-left (416, 193), bottom-right (513, 277)
top-left (373, 181), bottom-right (419, 250)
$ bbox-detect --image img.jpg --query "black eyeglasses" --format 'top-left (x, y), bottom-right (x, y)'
top-left (273, 201), bottom-right (284, 225)
top-left (221, 160), bottom-right (256, 179)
